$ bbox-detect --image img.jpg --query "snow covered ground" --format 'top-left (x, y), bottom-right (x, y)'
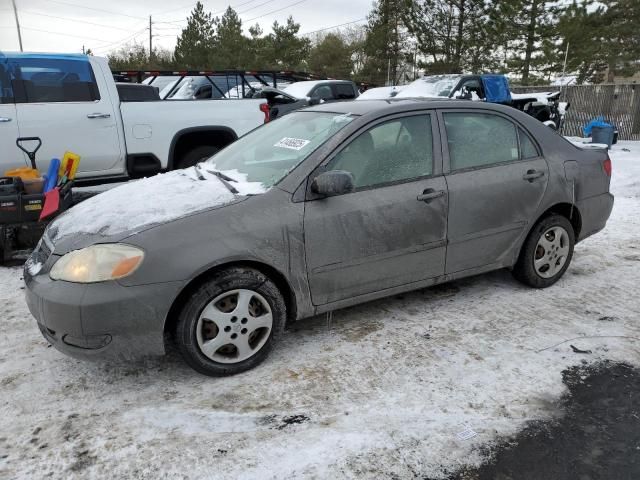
top-left (1, 142), bottom-right (639, 479)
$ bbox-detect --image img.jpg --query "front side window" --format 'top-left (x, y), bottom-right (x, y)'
top-left (208, 111), bottom-right (355, 189)
top-left (8, 56), bottom-right (100, 103)
top-left (329, 115), bottom-right (434, 189)
top-left (444, 112), bottom-right (519, 171)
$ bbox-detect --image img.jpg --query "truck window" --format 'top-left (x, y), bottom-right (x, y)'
top-left (0, 63), bottom-right (12, 104)
top-left (9, 57), bottom-right (100, 104)
top-left (334, 83), bottom-right (356, 100)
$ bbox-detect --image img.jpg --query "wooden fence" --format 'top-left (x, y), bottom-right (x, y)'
top-left (511, 84), bottom-right (640, 140)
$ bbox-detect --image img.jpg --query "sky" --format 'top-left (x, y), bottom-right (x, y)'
top-left (0, 0), bottom-right (372, 56)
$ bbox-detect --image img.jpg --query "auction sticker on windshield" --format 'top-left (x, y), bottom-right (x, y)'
top-left (274, 137), bottom-right (311, 151)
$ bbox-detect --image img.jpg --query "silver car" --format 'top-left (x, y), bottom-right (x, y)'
top-left (24, 100), bottom-right (614, 376)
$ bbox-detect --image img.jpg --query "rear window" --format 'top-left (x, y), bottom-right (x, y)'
top-left (335, 83), bottom-right (356, 100)
top-left (8, 57), bottom-right (100, 103)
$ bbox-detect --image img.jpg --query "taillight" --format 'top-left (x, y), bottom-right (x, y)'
top-left (603, 156), bottom-right (612, 176)
top-left (259, 103), bottom-right (270, 123)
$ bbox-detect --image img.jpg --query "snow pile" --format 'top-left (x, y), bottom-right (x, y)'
top-left (51, 168), bottom-right (249, 239)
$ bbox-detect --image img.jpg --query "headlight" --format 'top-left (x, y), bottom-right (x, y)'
top-left (50, 244), bottom-right (144, 283)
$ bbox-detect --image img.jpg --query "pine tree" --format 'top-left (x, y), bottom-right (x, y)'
top-left (212, 7), bottom-right (252, 69)
top-left (361, 0), bottom-right (412, 85)
top-left (308, 33), bottom-right (354, 78)
top-left (174, 1), bottom-right (216, 68)
top-left (403, 0), bottom-right (496, 74)
top-left (264, 17), bottom-right (311, 70)
top-left (487, 0), bottom-right (558, 84)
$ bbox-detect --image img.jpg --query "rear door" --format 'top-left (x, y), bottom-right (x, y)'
top-left (440, 109), bottom-right (549, 274)
top-left (11, 55), bottom-right (124, 177)
top-left (304, 112), bottom-right (448, 305)
top-left (332, 83), bottom-right (358, 101)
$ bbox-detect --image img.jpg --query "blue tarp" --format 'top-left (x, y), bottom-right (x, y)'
top-left (583, 116), bottom-right (613, 136)
top-left (482, 75), bottom-right (512, 103)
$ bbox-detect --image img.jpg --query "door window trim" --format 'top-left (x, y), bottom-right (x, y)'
top-left (437, 108), bottom-right (543, 175)
top-left (304, 110), bottom-right (442, 200)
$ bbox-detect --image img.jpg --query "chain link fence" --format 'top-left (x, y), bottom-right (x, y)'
top-left (512, 84), bottom-right (640, 140)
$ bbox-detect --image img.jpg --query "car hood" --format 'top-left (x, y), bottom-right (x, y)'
top-left (47, 167), bottom-right (263, 254)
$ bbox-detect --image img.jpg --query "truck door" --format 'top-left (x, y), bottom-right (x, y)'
top-left (0, 59), bottom-right (22, 171)
top-left (11, 54), bottom-right (124, 177)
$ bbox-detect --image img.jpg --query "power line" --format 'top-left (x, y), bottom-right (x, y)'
top-left (20, 10), bottom-right (138, 32)
top-left (19, 25), bottom-right (121, 44)
top-left (301, 17), bottom-right (367, 36)
top-left (245, 0), bottom-right (310, 22)
top-left (238, 0), bottom-right (278, 15)
top-left (37, 0), bottom-right (147, 20)
top-left (91, 28), bottom-right (150, 53)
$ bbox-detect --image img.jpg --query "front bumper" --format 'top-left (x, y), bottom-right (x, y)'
top-left (24, 253), bottom-right (184, 360)
top-left (577, 192), bottom-right (614, 242)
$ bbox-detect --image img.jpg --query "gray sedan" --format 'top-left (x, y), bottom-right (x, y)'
top-left (24, 100), bottom-right (614, 376)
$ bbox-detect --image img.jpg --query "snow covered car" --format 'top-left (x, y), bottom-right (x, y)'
top-left (259, 80), bottom-right (360, 119)
top-left (395, 74), bottom-right (567, 129)
top-left (24, 99), bottom-right (614, 376)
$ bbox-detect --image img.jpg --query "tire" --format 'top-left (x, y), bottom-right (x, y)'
top-left (176, 145), bottom-right (219, 170)
top-left (513, 214), bottom-right (575, 288)
top-left (174, 267), bottom-right (286, 376)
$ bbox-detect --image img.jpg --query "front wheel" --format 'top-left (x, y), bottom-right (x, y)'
top-left (175, 268), bottom-right (286, 376)
top-left (513, 214), bottom-right (575, 288)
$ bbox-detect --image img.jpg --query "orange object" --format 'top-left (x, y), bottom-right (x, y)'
top-left (4, 167), bottom-right (41, 180)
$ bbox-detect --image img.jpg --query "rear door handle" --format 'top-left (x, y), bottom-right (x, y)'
top-left (523, 170), bottom-right (545, 182)
top-left (0, 117), bottom-right (12, 122)
top-left (417, 189), bottom-right (445, 203)
top-left (87, 113), bottom-right (111, 119)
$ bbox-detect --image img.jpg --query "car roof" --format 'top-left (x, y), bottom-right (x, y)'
top-left (305, 98), bottom-right (519, 116)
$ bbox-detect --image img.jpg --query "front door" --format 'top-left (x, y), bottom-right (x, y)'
top-left (304, 113), bottom-right (448, 305)
top-left (441, 110), bottom-right (549, 274)
top-left (10, 55), bottom-right (123, 176)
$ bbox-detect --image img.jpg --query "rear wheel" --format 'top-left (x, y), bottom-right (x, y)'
top-left (176, 145), bottom-right (219, 170)
top-left (175, 268), bottom-right (286, 376)
top-left (513, 214), bottom-right (575, 288)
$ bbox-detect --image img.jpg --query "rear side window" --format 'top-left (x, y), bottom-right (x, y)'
top-left (329, 115), bottom-right (434, 189)
top-left (519, 128), bottom-right (540, 158)
top-left (313, 85), bottom-right (334, 101)
top-left (9, 57), bottom-right (100, 103)
top-left (334, 83), bottom-right (356, 100)
top-left (444, 112), bottom-right (519, 171)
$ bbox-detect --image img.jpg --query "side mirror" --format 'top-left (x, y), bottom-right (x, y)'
top-left (311, 170), bottom-right (355, 197)
top-left (308, 96), bottom-right (321, 106)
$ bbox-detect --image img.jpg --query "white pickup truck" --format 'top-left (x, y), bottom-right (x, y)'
top-left (0, 53), bottom-right (267, 180)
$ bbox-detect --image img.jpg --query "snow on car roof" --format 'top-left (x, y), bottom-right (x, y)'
top-left (281, 80), bottom-right (352, 99)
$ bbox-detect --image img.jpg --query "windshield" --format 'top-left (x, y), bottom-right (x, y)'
top-left (395, 74), bottom-right (461, 98)
top-left (205, 111), bottom-right (356, 189)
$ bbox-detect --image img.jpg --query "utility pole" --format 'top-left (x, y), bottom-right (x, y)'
top-left (11, 0), bottom-right (23, 52)
top-left (149, 15), bottom-right (153, 59)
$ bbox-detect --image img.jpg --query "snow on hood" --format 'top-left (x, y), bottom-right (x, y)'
top-left (50, 167), bottom-right (266, 241)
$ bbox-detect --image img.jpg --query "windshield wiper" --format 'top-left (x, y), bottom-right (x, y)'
top-left (196, 164), bottom-right (239, 194)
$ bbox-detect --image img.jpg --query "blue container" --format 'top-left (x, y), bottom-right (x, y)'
top-left (591, 125), bottom-right (615, 148)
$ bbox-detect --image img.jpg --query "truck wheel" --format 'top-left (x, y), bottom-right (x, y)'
top-left (174, 267), bottom-right (286, 376)
top-left (176, 145), bottom-right (219, 170)
top-left (512, 214), bottom-right (575, 288)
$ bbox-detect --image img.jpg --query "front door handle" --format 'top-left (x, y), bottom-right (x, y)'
top-left (0, 117), bottom-right (12, 122)
top-left (87, 113), bottom-right (111, 119)
top-left (523, 170), bottom-right (545, 182)
top-left (417, 189), bottom-right (445, 203)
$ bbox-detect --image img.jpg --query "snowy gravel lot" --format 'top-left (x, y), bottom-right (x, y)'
top-left (1, 142), bottom-right (639, 479)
